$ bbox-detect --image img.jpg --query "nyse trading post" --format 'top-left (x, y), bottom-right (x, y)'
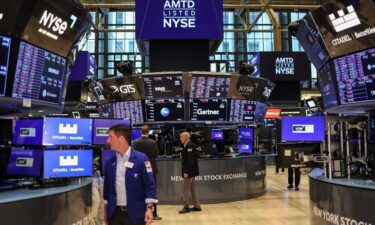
top-left (143, 75), bottom-right (183, 99)
top-left (190, 99), bottom-right (227, 121)
top-left (190, 75), bottom-right (231, 98)
top-left (12, 42), bottom-right (66, 104)
top-left (145, 99), bottom-right (185, 122)
top-left (0, 36), bottom-right (11, 96)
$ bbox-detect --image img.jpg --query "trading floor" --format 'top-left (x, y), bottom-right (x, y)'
top-left (156, 166), bottom-right (310, 225)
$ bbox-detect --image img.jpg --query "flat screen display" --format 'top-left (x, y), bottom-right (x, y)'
top-left (43, 117), bottom-right (92, 146)
top-left (145, 99), bottom-right (185, 122)
top-left (369, 110), bottom-right (375, 141)
top-left (306, 99), bottom-right (318, 108)
top-left (131, 129), bottom-right (142, 141)
top-left (211, 131), bottom-right (224, 140)
top-left (318, 63), bottom-right (339, 109)
top-left (7, 148), bottom-right (43, 177)
top-left (112, 101), bottom-right (144, 123)
top-left (264, 108), bottom-right (281, 119)
top-left (92, 119), bottom-right (130, 145)
top-left (237, 141), bottom-right (253, 154)
top-left (190, 99), bottom-right (227, 121)
top-left (13, 119), bottom-right (44, 146)
top-left (0, 36), bottom-right (11, 96)
top-left (43, 150), bottom-right (93, 179)
top-left (229, 100), bottom-right (258, 122)
top-left (101, 149), bottom-right (115, 174)
top-left (190, 75), bottom-right (231, 98)
top-left (281, 116), bottom-right (325, 142)
top-left (143, 75), bottom-right (183, 99)
top-left (238, 127), bottom-right (253, 140)
top-left (334, 47), bottom-right (375, 104)
top-left (12, 41), bottom-right (67, 104)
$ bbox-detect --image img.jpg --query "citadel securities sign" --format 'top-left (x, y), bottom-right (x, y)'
top-left (136, 0), bottom-right (223, 40)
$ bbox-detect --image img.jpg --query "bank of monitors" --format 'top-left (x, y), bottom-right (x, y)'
top-left (0, 36), bottom-right (11, 97)
top-left (237, 141), bottom-right (253, 154)
top-left (211, 130), bottom-right (224, 140)
top-left (143, 75), bottom-right (184, 99)
top-left (11, 41), bottom-right (67, 105)
top-left (190, 99), bottom-right (227, 121)
top-left (281, 116), bottom-right (325, 142)
top-left (43, 150), bottom-right (93, 179)
top-left (7, 148), bottom-right (43, 177)
top-left (190, 74), bottom-right (231, 98)
top-left (92, 119), bottom-right (130, 145)
top-left (145, 99), bottom-right (185, 122)
top-left (238, 127), bottom-right (253, 140)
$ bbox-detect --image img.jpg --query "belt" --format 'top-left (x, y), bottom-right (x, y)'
top-left (116, 205), bottom-right (127, 211)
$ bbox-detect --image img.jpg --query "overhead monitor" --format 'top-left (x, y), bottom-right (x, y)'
top-left (211, 131), bottom-right (224, 140)
top-left (264, 108), bottom-right (281, 119)
top-left (190, 99), bottom-right (227, 121)
top-left (143, 75), bottom-right (183, 99)
top-left (42, 117), bottom-right (92, 146)
top-left (0, 36), bottom-right (11, 97)
top-left (306, 99), bottom-right (318, 109)
top-left (281, 116), bottom-right (325, 142)
top-left (229, 100), bottom-right (258, 122)
top-left (237, 141), bottom-right (253, 154)
top-left (92, 119), bottom-right (130, 145)
top-left (334, 47), bottom-right (375, 104)
top-left (43, 149), bottom-right (93, 179)
top-left (111, 100), bottom-right (144, 123)
top-left (190, 74), bottom-right (231, 98)
top-left (131, 129), bottom-right (142, 141)
top-left (12, 41), bottom-right (67, 105)
top-left (238, 127), bottom-right (253, 140)
top-left (145, 99), bottom-right (185, 122)
top-left (369, 110), bottom-right (375, 141)
top-left (13, 119), bottom-right (44, 146)
top-left (318, 63), bottom-right (339, 109)
top-left (7, 148), bottom-right (43, 177)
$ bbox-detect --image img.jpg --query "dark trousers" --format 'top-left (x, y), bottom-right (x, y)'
top-left (288, 167), bottom-right (301, 187)
top-left (153, 174), bottom-right (158, 217)
top-left (109, 208), bottom-right (144, 225)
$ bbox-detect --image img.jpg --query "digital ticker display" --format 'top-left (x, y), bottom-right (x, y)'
top-left (190, 75), bottom-right (231, 98)
top-left (145, 99), bottom-right (185, 122)
top-left (143, 75), bottom-right (183, 99)
top-left (190, 99), bottom-right (227, 121)
top-left (12, 41), bottom-right (67, 104)
top-left (112, 101), bottom-right (144, 123)
top-left (229, 100), bottom-right (257, 122)
top-left (0, 36), bottom-right (11, 96)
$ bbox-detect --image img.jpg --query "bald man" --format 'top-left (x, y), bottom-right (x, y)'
top-left (178, 132), bottom-right (201, 214)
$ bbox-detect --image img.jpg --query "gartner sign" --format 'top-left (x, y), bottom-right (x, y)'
top-left (136, 0), bottom-right (223, 40)
top-left (43, 150), bottom-right (93, 178)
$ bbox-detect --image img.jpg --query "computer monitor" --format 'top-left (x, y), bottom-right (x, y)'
top-left (92, 119), bottom-right (130, 145)
top-left (306, 99), bottom-right (318, 109)
top-left (281, 116), bottom-right (325, 142)
top-left (13, 119), bottom-right (44, 146)
top-left (190, 99), bottom-right (227, 121)
top-left (211, 131), bottom-right (224, 140)
top-left (237, 141), bottom-right (253, 154)
top-left (145, 99), bottom-right (185, 122)
top-left (131, 129), bottom-right (142, 141)
top-left (143, 75), bottom-right (184, 99)
top-left (0, 36), bottom-right (11, 97)
top-left (189, 74), bottom-right (231, 98)
top-left (238, 127), bottom-right (253, 140)
top-left (7, 148), bottom-right (43, 177)
top-left (43, 150), bottom-right (93, 179)
top-left (264, 108), bottom-right (281, 119)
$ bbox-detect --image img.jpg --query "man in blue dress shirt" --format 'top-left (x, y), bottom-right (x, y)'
top-left (103, 124), bottom-right (158, 225)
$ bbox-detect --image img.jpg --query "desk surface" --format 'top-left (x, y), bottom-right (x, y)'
top-left (309, 168), bottom-right (375, 190)
top-left (0, 178), bottom-right (92, 204)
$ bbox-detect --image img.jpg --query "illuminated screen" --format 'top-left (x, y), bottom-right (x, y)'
top-left (143, 75), bottom-right (183, 99)
top-left (12, 41), bottom-right (67, 104)
top-left (145, 99), bottom-right (185, 122)
top-left (281, 116), bottom-right (325, 142)
top-left (92, 119), bottom-right (130, 145)
top-left (229, 100), bottom-right (257, 122)
top-left (13, 119), bottom-right (44, 146)
top-left (264, 108), bottom-right (281, 119)
top-left (112, 101), bottom-right (144, 123)
top-left (190, 99), bottom-right (227, 121)
top-left (237, 141), bottom-right (253, 154)
top-left (238, 127), bottom-right (253, 140)
top-left (0, 36), bottom-right (11, 96)
top-left (318, 63), bottom-right (338, 109)
top-left (211, 131), bottom-right (224, 140)
top-left (190, 75), bottom-right (231, 98)
top-left (7, 148), bottom-right (43, 177)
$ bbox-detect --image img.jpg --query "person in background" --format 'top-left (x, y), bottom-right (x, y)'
top-left (104, 124), bottom-right (157, 225)
top-left (91, 157), bottom-right (104, 225)
top-left (133, 125), bottom-right (162, 220)
top-left (179, 132), bottom-right (201, 214)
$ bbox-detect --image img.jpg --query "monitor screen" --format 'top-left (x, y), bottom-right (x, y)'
top-left (229, 100), bottom-right (258, 122)
top-left (228, 75), bottom-right (275, 102)
top-left (111, 101), bottom-right (144, 123)
top-left (190, 75), bottom-right (231, 98)
top-left (190, 99), bottom-right (227, 121)
top-left (238, 127), bottom-right (253, 140)
top-left (131, 129), bottom-right (142, 141)
top-left (13, 119), bottom-right (44, 146)
top-left (264, 108), bottom-right (281, 119)
top-left (318, 63), bottom-right (339, 109)
top-left (43, 150), bottom-right (93, 179)
top-left (7, 148), bottom-right (43, 177)
top-left (0, 36), bottom-right (11, 96)
top-left (237, 141), bottom-right (253, 154)
top-left (92, 119), bottom-right (130, 145)
top-left (211, 131), bottom-right (224, 140)
top-left (101, 149), bottom-right (115, 174)
top-left (145, 99), bottom-right (185, 122)
top-left (334, 47), bottom-right (375, 104)
top-left (12, 41), bottom-right (67, 105)
top-left (369, 110), bottom-right (375, 141)
top-left (43, 118), bottom-right (92, 146)
top-left (281, 116), bottom-right (325, 142)
top-left (143, 75), bottom-right (183, 99)
top-left (306, 99), bottom-right (318, 108)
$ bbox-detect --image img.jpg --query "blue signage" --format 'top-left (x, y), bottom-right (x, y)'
top-left (13, 119), bottom-right (44, 146)
top-left (43, 118), bottom-right (93, 146)
top-left (136, 0), bottom-right (223, 40)
top-left (7, 148), bottom-right (43, 177)
top-left (281, 116), bottom-right (325, 142)
top-left (238, 127), bottom-right (254, 140)
top-left (92, 119), bottom-right (130, 145)
top-left (237, 141), bottom-right (253, 154)
top-left (43, 150), bottom-right (93, 179)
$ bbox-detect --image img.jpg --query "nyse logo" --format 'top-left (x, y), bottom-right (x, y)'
top-left (39, 10), bottom-right (77, 35)
top-left (292, 124), bottom-right (314, 134)
top-left (238, 85), bottom-right (258, 93)
top-left (59, 123), bottom-right (78, 134)
top-left (60, 156), bottom-right (78, 166)
top-left (275, 57), bottom-right (294, 75)
top-left (110, 84), bottom-right (136, 94)
top-left (155, 87), bottom-right (166, 92)
top-left (328, 5), bottom-right (360, 32)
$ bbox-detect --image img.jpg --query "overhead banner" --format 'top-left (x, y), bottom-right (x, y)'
top-left (136, 0), bottom-right (223, 40)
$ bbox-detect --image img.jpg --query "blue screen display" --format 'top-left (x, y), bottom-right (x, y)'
top-left (0, 36), bottom-right (11, 96)
top-left (43, 118), bottom-right (93, 146)
top-left (131, 129), bottom-right (142, 141)
top-left (7, 148), bottom-right (43, 177)
top-left (237, 141), bottom-right (253, 154)
top-left (238, 127), bottom-right (253, 140)
top-left (43, 150), bottom-right (93, 179)
top-left (101, 149), bottom-right (116, 174)
top-left (13, 119), bottom-right (44, 146)
top-left (282, 116), bottom-right (325, 142)
top-left (211, 131), bottom-right (224, 140)
top-left (93, 119), bottom-right (130, 145)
